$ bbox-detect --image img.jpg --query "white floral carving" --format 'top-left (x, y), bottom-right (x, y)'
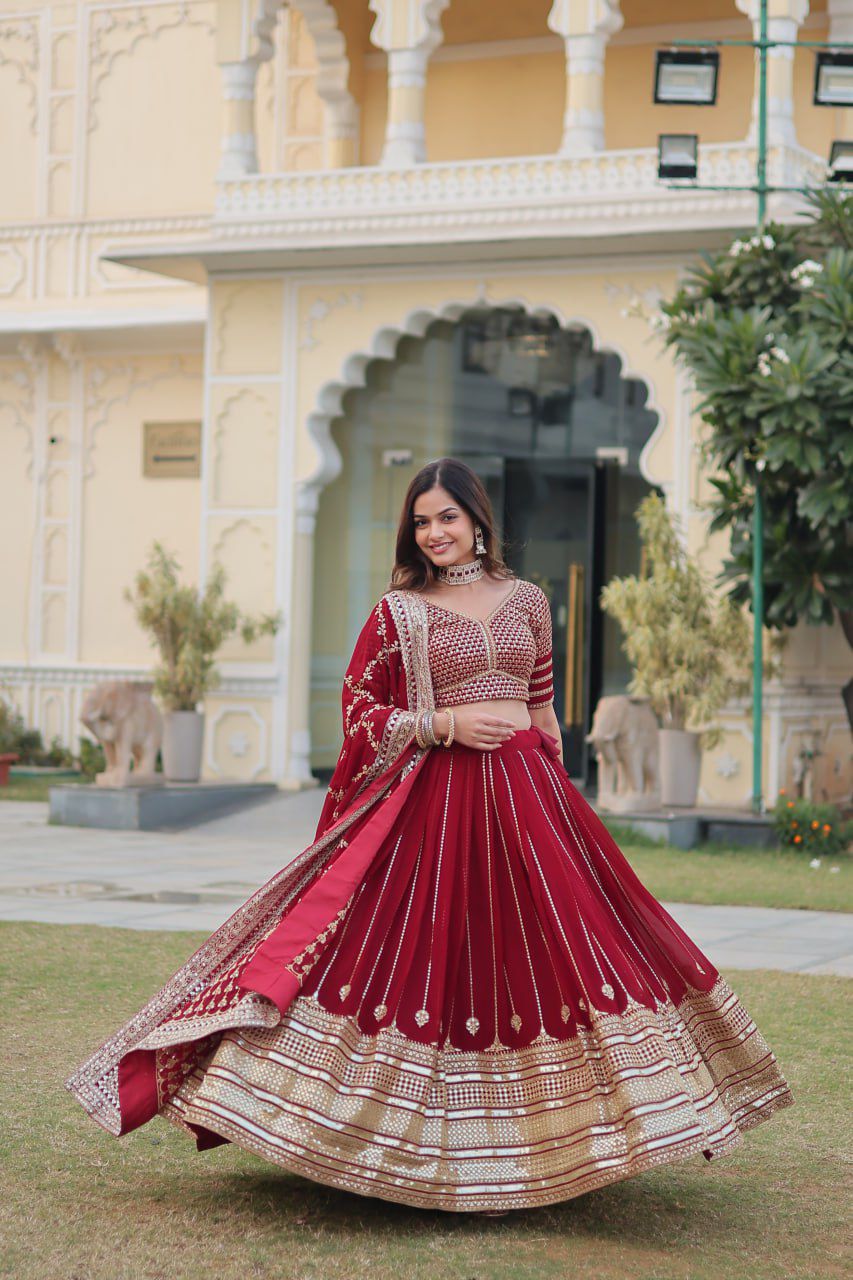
top-left (300, 290), bottom-right (363, 350)
top-left (87, 2), bottom-right (215, 131)
top-left (715, 751), bottom-right (741, 779)
top-left (0, 18), bottom-right (40, 133)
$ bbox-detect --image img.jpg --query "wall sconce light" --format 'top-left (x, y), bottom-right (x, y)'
top-left (654, 49), bottom-right (719, 105)
top-left (814, 52), bottom-right (853, 106)
top-left (657, 133), bottom-right (699, 180)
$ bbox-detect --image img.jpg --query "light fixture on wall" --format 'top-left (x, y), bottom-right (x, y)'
top-left (657, 133), bottom-right (698, 180)
top-left (813, 51), bottom-right (853, 106)
top-left (828, 141), bottom-right (853, 182)
top-left (653, 49), bottom-right (719, 105)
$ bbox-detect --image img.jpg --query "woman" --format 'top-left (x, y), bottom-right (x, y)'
top-left (66, 456), bottom-right (794, 1213)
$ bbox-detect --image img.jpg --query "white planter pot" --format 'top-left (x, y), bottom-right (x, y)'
top-left (162, 710), bottom-right (205, 783)
top-left (659, 728), bottom-right (702, 807)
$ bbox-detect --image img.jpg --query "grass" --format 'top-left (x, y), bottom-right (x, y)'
top-left (1, 920), bottom-right (849, 1280)
top-left (0, 773), bottom-right (89, 802)
top-left (616, 839), bottom-right (853, 914)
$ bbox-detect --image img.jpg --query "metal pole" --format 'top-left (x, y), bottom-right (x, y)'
top-left (752, 0), bottom-right (768, 813)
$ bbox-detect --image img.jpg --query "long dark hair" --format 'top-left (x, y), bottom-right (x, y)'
top-left (388, 457), bottom-right (514, 591)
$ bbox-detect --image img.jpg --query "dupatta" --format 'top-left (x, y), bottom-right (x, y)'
top-left (65, 590), bottom-right (435, 1138)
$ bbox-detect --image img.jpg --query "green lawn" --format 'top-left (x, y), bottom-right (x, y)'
top-left (0, 773), bottom-right (89, 802)
top-left (617, 839), bottom-right (852, 913)
top-left (1, 921), bottom-right (848, 1280)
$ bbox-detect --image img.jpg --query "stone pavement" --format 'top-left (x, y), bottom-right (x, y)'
top-left (0, 793), bottom-right (850, 977)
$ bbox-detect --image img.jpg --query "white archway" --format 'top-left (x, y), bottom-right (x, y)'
top-left (299, 293), bottom-right (667, 508)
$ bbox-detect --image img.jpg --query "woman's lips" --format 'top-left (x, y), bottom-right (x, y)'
top-left (430, 544), bottom-right (452, 552)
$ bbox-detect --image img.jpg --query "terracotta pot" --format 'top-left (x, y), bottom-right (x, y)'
top-left (659, 729), bottom-right (702, 807)
top-left (0, 752), bottom-right (20, 786)
top-left (161, 711), bottom-right (205, 783)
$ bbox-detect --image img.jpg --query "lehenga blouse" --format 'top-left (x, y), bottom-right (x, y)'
top-left (407, 577), bottom-right (554, 710)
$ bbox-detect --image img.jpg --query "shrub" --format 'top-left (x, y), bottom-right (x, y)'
top-left (598, 492), bottom-right (753, 750)
top-left (771, 789), bottom-right (851, 857)
top-left (78, 737), bottom-right (106, 780)
top-left (0, 701), bottom-right (24, 755)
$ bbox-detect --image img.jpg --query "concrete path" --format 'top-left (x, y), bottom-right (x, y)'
top-left (0, 794), bottom-right (850, 978)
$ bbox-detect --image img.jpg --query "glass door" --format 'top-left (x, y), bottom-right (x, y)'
top-left (501, 458), bottom-right (597, 780)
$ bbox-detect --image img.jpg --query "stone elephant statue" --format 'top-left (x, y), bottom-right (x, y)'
top-left (79, 680), bottom-right (163, 788)
top-left (585, 694), bottom-right (660, 812)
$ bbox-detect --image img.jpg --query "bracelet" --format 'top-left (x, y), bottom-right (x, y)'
top-left (442, 709), bottom-right (455, 748)
top-left (415, 708), bottom-right (440, 749)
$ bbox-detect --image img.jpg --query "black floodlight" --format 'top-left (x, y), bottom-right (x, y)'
top-left (814, 51), bottom-right (853, 107)
top-left (828, 140), bottom-right (853, 182)
top-left (654, 49), bottom-right (719, 105)
top-left (657, 133), bottom-right (698, 180)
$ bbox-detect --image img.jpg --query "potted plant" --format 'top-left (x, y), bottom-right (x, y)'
top-left (125, 542), bottom-right (281, 783)
top-left (599, 493), bottom-right (752, 807)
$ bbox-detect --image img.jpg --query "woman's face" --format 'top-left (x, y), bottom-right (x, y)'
top-left (412, 485), bottom-right (477, 570)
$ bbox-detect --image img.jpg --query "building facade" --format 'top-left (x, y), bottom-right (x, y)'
top-left (1, 0), bottom-right (850, 803)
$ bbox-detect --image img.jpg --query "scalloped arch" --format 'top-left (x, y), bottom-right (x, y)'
top-left (301, 294), bottom-right (667, 499)
top-left (246, 0), bottom-right (355, 127)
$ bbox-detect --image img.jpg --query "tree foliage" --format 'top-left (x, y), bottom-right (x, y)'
top-left (125, 543), bottom-right (281, 711)
top-left (599, 493), bottom-right (751, 749)
top-left (652, 189), bottom-right (853, 630)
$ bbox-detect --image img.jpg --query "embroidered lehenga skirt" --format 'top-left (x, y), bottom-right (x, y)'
top-left (70, 724), bottom-right (793, 1212)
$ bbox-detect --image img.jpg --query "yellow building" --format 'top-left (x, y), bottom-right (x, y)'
top-left (1, 0), bottom-right (850, 803)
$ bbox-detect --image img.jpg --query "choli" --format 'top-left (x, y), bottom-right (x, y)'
top-left (404, 577), bottom-right (554, 710)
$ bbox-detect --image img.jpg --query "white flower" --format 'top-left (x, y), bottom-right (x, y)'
top-left (769, 346), bottom-right (790, 365)
top-left (729, 239), bottom-right (748, 257)
top-left (829, 866), bottom-right (840, 874)
top-left (649, 311), bottom-right (672, 333)
top-left (809, 857), bottom-right (821, 868)
top-left (757, 353), bottom-right (772, 377)
top-left (791, 259), bottom-right (823, 288)
top-left (792, 259), bottom-right (823, 279)
top-left (761, 234), bottom-right (775, 250)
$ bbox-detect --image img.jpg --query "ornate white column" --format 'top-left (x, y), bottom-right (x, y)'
top-left (829, 0), bottom-right (853, 144)
top-left (219, 61), bottom-right (261, 177)
top-left (215, 0), bottom-right (278, 178)
top-left (321, 95), bottom-right (359, 168)
top-left (548, 0), bottom-right (623, 154)
top-left (368, 0), bottom-right (449, 166)
top-left (283, 480), bottom-right (322, 788)
top-left (735, 0), bottom-right (809, 147)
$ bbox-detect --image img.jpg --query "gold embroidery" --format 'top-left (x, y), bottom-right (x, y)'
top-left (164, 977), bottom-right (794, 1213)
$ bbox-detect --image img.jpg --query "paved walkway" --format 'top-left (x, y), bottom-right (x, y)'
top-left (0, 794), bottom-right (850, 977)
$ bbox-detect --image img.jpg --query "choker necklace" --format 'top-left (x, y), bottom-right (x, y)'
top-left (436, 557), bottom-right (484, 585)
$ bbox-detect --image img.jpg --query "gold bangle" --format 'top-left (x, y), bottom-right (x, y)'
top-left (442, 709), bottom-right (455, 747)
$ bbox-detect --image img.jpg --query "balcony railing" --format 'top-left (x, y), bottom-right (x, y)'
top-left (213, 142), bottom-right (827, 249)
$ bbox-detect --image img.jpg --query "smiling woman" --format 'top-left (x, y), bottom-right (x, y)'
top-left (66, 456), bottom-right (794, 1215)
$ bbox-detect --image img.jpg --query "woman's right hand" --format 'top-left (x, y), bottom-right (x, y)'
top-left (436, 707), bottom-right (517, 751)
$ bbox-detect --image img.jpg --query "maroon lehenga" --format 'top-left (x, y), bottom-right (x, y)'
top-left (66, 579), bottom-right (794, 1212)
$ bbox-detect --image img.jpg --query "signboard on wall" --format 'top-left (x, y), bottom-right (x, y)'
top-left (143, 422), bottom-right (202, 478)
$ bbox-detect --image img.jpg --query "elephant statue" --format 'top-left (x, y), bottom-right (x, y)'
top-left (585, 694), bottom-right (660, 812)
top-left (79, 680), bottom-right (164, 788)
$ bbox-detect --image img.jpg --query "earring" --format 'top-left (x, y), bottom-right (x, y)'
top-left (474, 524), bottom-right (486, 556)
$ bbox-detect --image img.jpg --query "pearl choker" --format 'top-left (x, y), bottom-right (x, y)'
top-left (436, 557), bottom-right (484, 585)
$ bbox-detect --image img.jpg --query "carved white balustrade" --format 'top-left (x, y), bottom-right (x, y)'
top-left (212, 143), bottom-right (826, 248)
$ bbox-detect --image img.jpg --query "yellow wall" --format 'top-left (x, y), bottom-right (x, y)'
top-left (78, 353), bottom-right (203, 664)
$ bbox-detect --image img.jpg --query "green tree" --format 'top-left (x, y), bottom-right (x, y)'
top-left (651, 190), bottom-right (853, 725)
top-left (125, 542), bottom-right (281, 712)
